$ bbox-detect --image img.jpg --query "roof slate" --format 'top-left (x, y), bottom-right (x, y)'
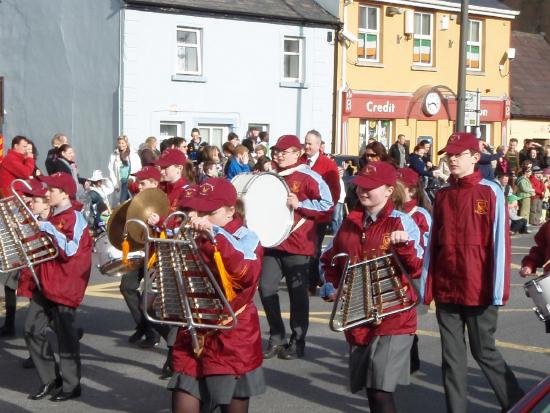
top-left (510, 31), bottom-right (550, 119)
top-left (124, 0), bottom-right (340, 26)
top-left (444, 0), bottom-right (512, 10)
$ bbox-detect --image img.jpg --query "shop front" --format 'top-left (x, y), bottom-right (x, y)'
top-left (340, 87), bottom-right (510, 157)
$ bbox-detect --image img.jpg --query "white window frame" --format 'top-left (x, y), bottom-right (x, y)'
top-left (160, 121), bottom-right (184, 139)
top-left (358, 5), bottom-right (380, 62)
top-left (176, 27), bottom-right (202, 76)
top-left (282, 36), bottom-right (304, 83)
top-left (413, 12), bottom-right (433, 66)
top-left (467, 20), bottom-right (482, 71)
top-left (198, 124), bottom-right (230, 148)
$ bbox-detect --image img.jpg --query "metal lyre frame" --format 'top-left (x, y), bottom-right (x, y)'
top-left (0, 179), bottom-right (60, 290)
top-left (329, 249), bottom-right (419, 332)
top-left (123, 212), bottom-right (237, 352)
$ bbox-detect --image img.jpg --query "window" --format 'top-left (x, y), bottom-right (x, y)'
top-left (358, 6), bottom-right (380, 61)
top-left (283, 37), bottom-right (304, 82)
top-left (160, 122), bottom-right (184, 139)
top-left (467, 20), bottom-right (482, 70)
top-left (413, 12), bottom-right (433, 66)
top-left (359, 119), bottom-right (393, 149)
top-left (198, 124), bottom-right (230, 148)
top-left (177, 27), bottom-right (202, 75)
top-left (248, 123), bottom-right (270, 133)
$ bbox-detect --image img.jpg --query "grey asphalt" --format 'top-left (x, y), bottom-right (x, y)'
top-left (0, 232), bottom-right (548, 413)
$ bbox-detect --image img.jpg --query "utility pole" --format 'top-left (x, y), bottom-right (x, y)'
top-left (456, 0), bottom-right (469, 132)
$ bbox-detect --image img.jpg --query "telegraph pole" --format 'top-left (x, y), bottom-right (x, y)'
top-left (456, 0), bottom-right (469, 132)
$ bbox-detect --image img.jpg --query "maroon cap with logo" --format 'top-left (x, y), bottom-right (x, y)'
top-left (396, 168), bottom-right (420, 187)
top-left (352, 162), bottom-right (397, 190)
top-left (155, 148), bottom-right (187, 168)
top-left (13, 179), bottom-right (48, 198)
top-left (132, 166), bottom-right (161, 182)
top-left (438, 132), bottom-right (480, 155)
top-left (186, 178), bottom-right (237, 212)
top-left (38, 172), bottom-right (77, 198)
top-left (178, 185), bottom-right (199, 209)
top-left (273, 135), bottom-right (301, 151)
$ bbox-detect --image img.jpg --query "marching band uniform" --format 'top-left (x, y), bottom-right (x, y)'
top-left (169, 178), bottom-right (265, 412)
top-left (260, 135), bottom-right (333, 360)
top-left (420, 133), bottom-right (524, 413)
top-left (25, 172), bottom-right (93, 401)
top-left (321, 162), bottom-right (423, 412)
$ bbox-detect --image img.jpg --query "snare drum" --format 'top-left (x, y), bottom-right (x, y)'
top-left (94, 232), bottom-right (144, 277)
top-left (524, 273), bottom-right (550, 322)
top-left (231, 172), bottom-right (294, 248)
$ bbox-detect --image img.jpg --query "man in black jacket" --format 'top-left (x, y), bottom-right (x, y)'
top-left (388, 134), bottom-right (409, 167)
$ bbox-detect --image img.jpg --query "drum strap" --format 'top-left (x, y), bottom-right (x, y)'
top-left (291, 218), bottom-right (307, 234)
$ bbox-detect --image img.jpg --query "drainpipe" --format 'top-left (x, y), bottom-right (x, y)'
top-left (336, 0), bottom-right (351, 154)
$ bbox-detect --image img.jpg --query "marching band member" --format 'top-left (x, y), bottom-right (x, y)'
top-left (396, 167), bottom-right (432, 374)
top-left (169, 178), bottom-right (265, 413)
top-left (120, 166), bottom-right (163, 348)
top-left (420, 132), bottom-right (524, 413)
top-left (260, 134), bottom-right (333, 360)
top-left (321, 161), bottom-right (423, 413)
top-left (25, 172), bottom-right (93, 401)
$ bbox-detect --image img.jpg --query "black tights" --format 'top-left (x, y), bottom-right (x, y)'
top-left (172, 390), bottom-right (249, 413)
top-left (366, 388), bottom-right (396, 413)
top-left (3, 286), bottom-right (16, 327)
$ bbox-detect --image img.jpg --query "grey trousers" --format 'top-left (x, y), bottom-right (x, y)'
top-left (259, 251), bottom-right (311, 344)
top-left (24, 291), bottom-right (80, 392)
top-left (435, 303), bottom-right (524, 413)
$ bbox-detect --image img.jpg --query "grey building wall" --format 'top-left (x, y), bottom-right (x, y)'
top-left (0, 0), bottom-right (122, 177)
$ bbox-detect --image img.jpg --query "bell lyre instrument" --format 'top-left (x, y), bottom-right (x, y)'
top-left (0, 179), bottom-right (59, 289)
top-left (329, 250), bottom-right (418, 332)
top-left (123, 212), bottom-right (237, 353)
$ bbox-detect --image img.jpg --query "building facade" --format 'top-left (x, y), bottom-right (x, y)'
top-left (122, 0), bottom-right (338, 151)
top-left (324, 0), bottom-right (518, 156)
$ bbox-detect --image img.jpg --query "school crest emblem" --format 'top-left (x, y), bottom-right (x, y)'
top-left (381, 233), bottom-right (391, 250)
top-left (290, 181), bottom-right (301, 193)
top-left (474, 199), bottom-right (488, 215)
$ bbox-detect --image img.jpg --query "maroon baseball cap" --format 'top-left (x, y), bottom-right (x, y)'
top-left (273, 135), bottom-right (301, 151)
top-left (155, 148), bottom-right (187, 168)
top-left (132, 166), bottom-right (161, 182)
top-left (353, 162), bottom-right (397, 190)
top-left (38, 172), bottom-right (77, 198)
top-left (178, 185), bottom-right (198, 209)
top-left (13, 179), bottom-right (47, 197)
top-left (396, 168), bottom-right (420, 187)
top-left (438, 132), bottom-right (480, 155)
top-left (186, 178), bottom-right (237, 212)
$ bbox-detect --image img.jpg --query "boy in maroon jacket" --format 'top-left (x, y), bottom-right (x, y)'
top-left (24, 172), bottom-right (93, 402)
top-left (420, 132), bottom-right (523, 413)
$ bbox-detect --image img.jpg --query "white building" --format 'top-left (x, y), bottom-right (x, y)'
top-left (123, 0), bottom-right (339, 150)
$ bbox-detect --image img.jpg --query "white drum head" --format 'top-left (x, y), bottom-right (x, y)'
top-left (232, 173), bottom-right (293, 248)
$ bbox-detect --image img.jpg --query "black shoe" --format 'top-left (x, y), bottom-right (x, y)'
top-left (128, 329), bottom-right (144, 344)
top-left (50, 385), bottom-right (81, 402)
top-left (0, 325), bottom-right (15, 337)
top-left (77, 327), bottom-right (84, 341)
top-left (278, 340), bottom-right (305, 360)
top-left (159, 363), bottom-right (173, 380)
top-left (263, 340), bottom-right (286, 359)
top-left (29, 378), bottom-right (62, 400)
top-left (139, 334), bottom-right (160, 349)
top-left (22, 357), bottom-right (35, 369)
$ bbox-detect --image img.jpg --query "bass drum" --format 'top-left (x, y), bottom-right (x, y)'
top-left (231, 172), bottom-right (294, 248)
top-left (524, 272), bottom-right (550, 322)
top-left (94, 232), bottom-right (144, 277)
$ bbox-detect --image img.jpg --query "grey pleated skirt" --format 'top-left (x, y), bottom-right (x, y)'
top-left (167, 367), bottom-right (265, 411)
top-left (349, 334), bottom-right (414, 393)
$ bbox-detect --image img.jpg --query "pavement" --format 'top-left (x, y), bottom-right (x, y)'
top-left (0, 232), bottom-right (549, 412)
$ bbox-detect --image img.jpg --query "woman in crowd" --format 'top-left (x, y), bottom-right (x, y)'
top-left (515, 162), bottom-right (536, 220)
top-left (108, 135), bottom-right (142, 205)
top-left (359, 141), bottom-right (392, 169)
top-left (139, 136), bottom-right (160, 166)
top-left (50, 143), bottom-right (88, 201)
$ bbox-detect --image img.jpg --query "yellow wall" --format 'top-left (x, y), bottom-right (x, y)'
top-left (344, 3), bottom-right (512, 97)
top-left (509, 119), bottom-right (550, 145)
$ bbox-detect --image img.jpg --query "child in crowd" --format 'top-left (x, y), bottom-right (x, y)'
top-left (508, 194), bottom-right (529, 234)
top-left (225, 145), bottom-right (251, 180)
top-left (86, 170), bottom-right (113, 234)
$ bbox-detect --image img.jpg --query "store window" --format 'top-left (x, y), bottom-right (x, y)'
top-left (467, 20), bottom-right (482, 70)
top-left (198, 124), bottom-right (230, 148)
top-left (358, 6), bottom-right (380, 62)
top-left (160, 121), bottom-right (184, 139)
top-left (413, 12), bottom-right (433, 66)
top-left (176, 27), bottom-right (202, 75)
top-left (469, 123), bottom-right (491, 143)
top-left (359, 119), bottom-right (393, 149)
top-left (247, 123), bottom-right (270, 132)
top-left (283, 36), bottom-right (304, 82)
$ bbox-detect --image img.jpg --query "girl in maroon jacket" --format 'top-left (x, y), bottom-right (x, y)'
top-left (169, 178), bottom-right (265, 413)
top-left (321, 161), bottom-right (423, 413)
